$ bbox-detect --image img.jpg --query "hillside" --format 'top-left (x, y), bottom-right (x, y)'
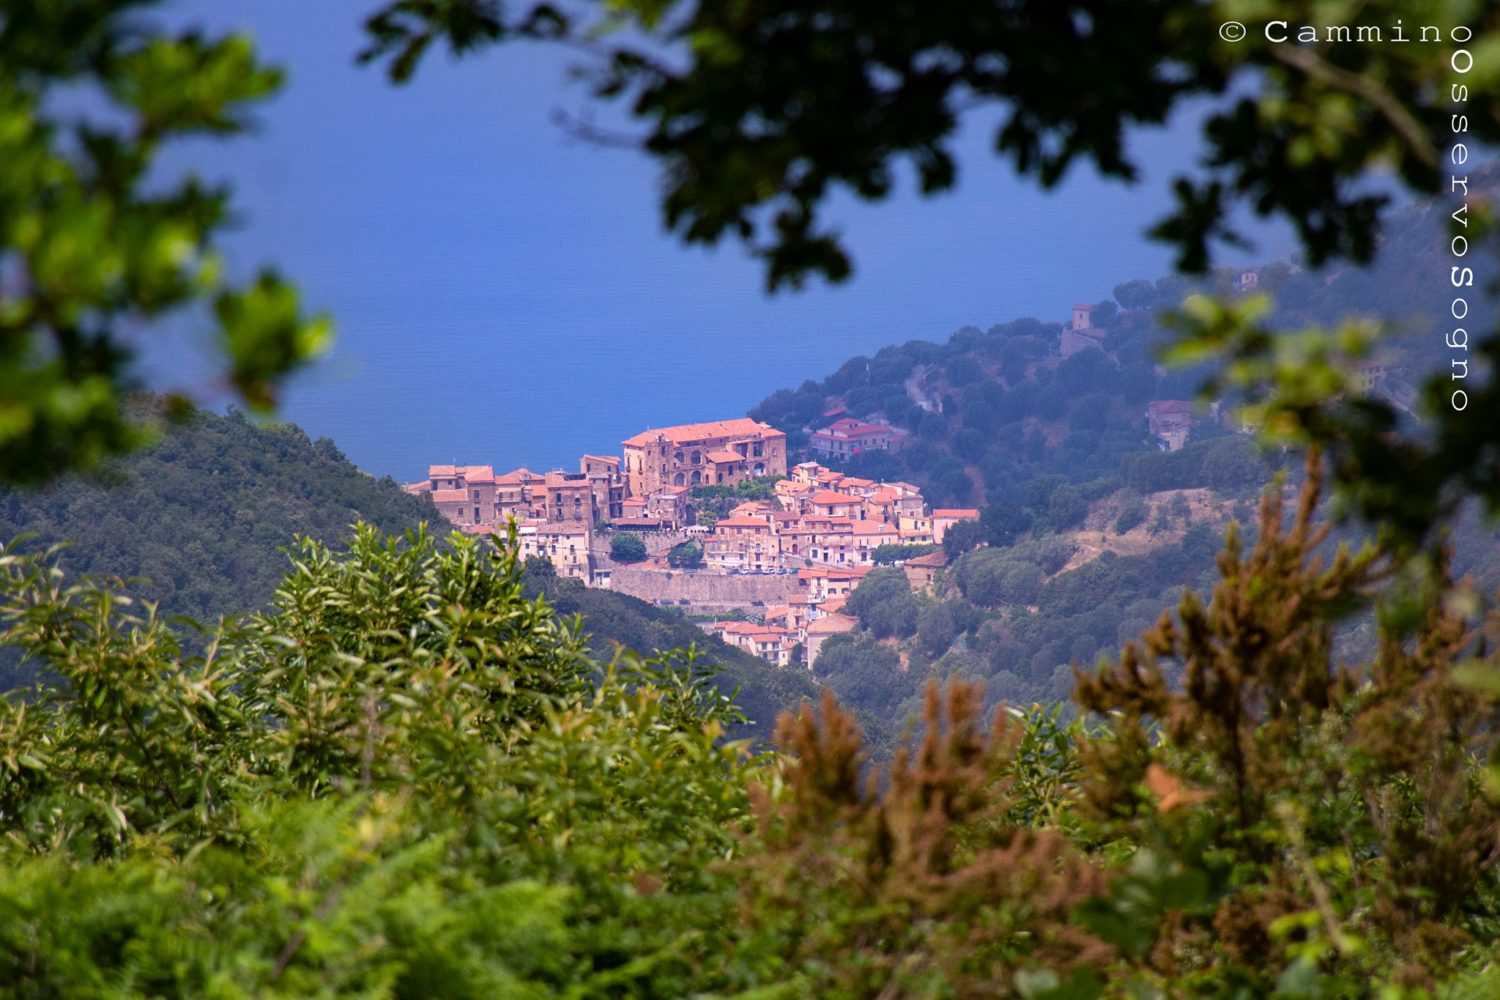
top-left (745, 176), bottom-right (1500, 733)
top-left (0, 405), bottom-right (441, 630)
top-left (750, 172), bottom-right (1499, 518)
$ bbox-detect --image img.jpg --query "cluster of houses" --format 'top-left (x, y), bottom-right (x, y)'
top-left (702, 461), bottom-right (975, 572)
top-left (706, 546), bottom-right (952, 669)
top-left (407, 416), bottom-right (974, 669)
top-left (406, 416), bottom-right (947, 582)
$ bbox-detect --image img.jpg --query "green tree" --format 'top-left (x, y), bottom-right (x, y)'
top-left (955, 548), bottom-right (1043, 608)
top-left (871, 542), bottom-right (936, 565)
top-left (667, 539), bottom-right (703, 568)
top-left (0, 526), bottom-right (758, 994)
top-left (609, 532), bottom-right (648, 563)
top-left (941, 518), bottom-right (984, 558)
top-left (0, 2), bottom-right (329, 481)
top-left (844, 567), bottom-right (919, 639)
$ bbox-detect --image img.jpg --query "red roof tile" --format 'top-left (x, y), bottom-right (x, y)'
top-left (622, 418), bottom-right (781, 448)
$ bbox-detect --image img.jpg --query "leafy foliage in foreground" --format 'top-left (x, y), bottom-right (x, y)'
top-left (0, 2), bottom-right (328, 481)
top-left (1, 465), bottom-right (1498, 997)
top-left (0, 526), bottom-right (754, 995)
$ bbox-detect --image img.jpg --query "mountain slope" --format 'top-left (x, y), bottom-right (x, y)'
top-left (0, 406), bottom-right (441, 630)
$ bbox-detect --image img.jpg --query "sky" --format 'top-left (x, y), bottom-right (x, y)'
top-left (144, 0), bottom-right (1292, 481)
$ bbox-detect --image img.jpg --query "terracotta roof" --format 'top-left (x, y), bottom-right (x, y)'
top-left (705, 449), bottom-right (744, 463)
top-left (810, 491), bottom-right (861, 505)
top-left (431, 489), bottom-right (467, 503)
top-left (496, 468), bottom-right (539, 484)
top-left (715, 516), bottom-right (772, 529)
top-left (933, 509), bottom-right (980, 519)
top-left (813, 419), bottom-right (900, 439)
top-left (428, 464), bottom-right (457, 477)
top-left (807, 613), bottom-right (858, 635)
top-left (622, 418), bottom-right (780, 448)
top-left (582, 454), bottom-right (620, 465)
top-left (798, 566), bottom-right (870, 580)
top-left (851, 521), bottom-right (899, 536)
top-left (714, 622), bottom-right (794, 640)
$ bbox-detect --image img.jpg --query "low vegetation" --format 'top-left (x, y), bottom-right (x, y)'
top-left (1, 462), bottom-right (1497, 996)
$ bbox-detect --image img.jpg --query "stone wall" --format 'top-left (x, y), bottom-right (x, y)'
top-left (591, 528), bottom-right (693, 563)
top-left (609, 566), bottom-right (799, 612)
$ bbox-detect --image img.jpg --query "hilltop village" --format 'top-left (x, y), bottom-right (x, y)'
top-left (406, 416), bottom-right (975, 669)
top-left (407, 292), bottom-right (1401, 670)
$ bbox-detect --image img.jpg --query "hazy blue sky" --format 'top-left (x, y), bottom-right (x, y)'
top-left (148, 0), bottom-right (1290, 481)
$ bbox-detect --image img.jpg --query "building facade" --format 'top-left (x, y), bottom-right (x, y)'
top-left (622, 418), bottom-right (787, 497)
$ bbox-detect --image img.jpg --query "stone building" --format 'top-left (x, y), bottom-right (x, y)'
top-left (931, 508), bottom-right (980, 544)
top-left (541, 471), bottom-right (596, 525)
top-left (581, 454), bottom-right (626, 521)
top-left (1147, 400), bottom-right (1195, 452)
top-left (516, 521), bottom-right (593, 582)
top-left (809, 417), bottom-right (909, 459)
top-left (424, 465), bottom-right (497, 528)
top-left (622, 418), bottom-right (787, 497)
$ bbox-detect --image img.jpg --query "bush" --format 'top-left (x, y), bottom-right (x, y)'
top-left (667, 540), bottom-right (704, 568)
top-left (845, 568), bottom-right (920, 638)
top-left (871, 543), bottom-right (937, 565)
top-left (610, 532), bottom-right (648, 563)
top-left (1113, 496), bottom-right (1148, 534)
top-left (0, 527), bottom-right (754, 995)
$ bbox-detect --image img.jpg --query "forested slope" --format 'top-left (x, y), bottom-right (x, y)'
top-left (0, 405), bottom-right (441, 629)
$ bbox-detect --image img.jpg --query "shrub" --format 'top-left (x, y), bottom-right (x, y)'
top-left (667, 540), bottom-right (704, 568)
top-left (610, 532), bottom-right (648, 562)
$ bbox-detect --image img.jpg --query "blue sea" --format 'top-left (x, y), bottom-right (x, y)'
top-left (140, 0), bottom-right (1288, 482)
